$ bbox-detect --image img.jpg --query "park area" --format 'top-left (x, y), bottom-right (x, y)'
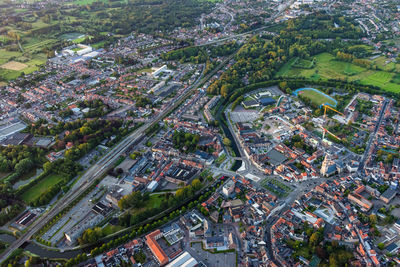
top-left (21, 173), bottom-right (64, 204)
top-left (275, 52), bottom-right (400, 93)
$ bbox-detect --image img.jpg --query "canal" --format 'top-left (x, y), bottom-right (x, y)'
top-left (0, 234), bottom-right (82, 259)
top-left (216, 102), bottom-right (242, 172)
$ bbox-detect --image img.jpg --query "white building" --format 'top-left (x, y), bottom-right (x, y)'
top-left (152, 65), bottom-right (168, 77)
top-left (222, 180), bottom-right (235, 198)
top-left (166, 251), bottom-right (198, 267)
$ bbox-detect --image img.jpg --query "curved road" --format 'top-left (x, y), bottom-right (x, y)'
top-left (0, 52), bottom-right (235, 263)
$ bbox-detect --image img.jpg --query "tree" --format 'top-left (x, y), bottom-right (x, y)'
top-left (191, 179), bottom-right (202, 191)
top-left (369, 214), bottom-right (377, 225)
top-left (223, 138), bottom-right (232, 147)
top-left (377, 243), bottom-right (384, 250)
top-left (309, 232), bottom-right (320, 247)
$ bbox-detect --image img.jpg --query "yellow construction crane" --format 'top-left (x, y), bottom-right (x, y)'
top-left (320, 125), bottom-right (341, 141)
top-left (323, 104), bottom-right (344, 120)
top-left (320, 104), bottom-right (344, 141)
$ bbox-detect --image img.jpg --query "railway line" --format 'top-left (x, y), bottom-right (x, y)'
top-left (0, 51), bottom-right (234, 263)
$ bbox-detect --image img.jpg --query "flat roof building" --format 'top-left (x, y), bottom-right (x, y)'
top-left (259, 97), bottom-right (276, 106)
top-left (166, 251), bottom-right (198, 267)
top-left (380, 188), bottom-right (397, 204)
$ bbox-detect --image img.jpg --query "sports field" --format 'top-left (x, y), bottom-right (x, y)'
top-left (293, 88), bottom-right (337, 107)
top-left (276, 52), bottom-right (400, 93)
top-left (21, 173), bottom-right (64, 204)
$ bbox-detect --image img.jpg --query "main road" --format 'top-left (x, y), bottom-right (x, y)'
top-left (0, 1), bottom-right (295, 260)
top-left (358, 99), bottom-right (388, 172)
top-left (0, 53), bottom-right (235, 263)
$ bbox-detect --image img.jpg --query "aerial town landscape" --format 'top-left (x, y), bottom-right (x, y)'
top-left (0, 0), bottom-right (400, 266)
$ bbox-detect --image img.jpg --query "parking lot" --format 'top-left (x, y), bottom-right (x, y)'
top-left (229, 107), bottom-right (259, 123)
top-left (79, 146), bottom-right (108, 168)
top-left (41, 185), bottom-right (103, 246)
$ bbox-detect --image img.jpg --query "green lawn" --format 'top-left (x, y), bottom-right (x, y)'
top-left (147, 194), bottom-right (164, 209)
top-left (0, 49), bottom-right (21, 65)
top-left (72, 35), bottom-right (92, 44)
top-left (297, 88), bottom-right (336, 107)
top-left (371, 56), bottom-right (400, 72)
top-left (276, 52), bottom-right (400, 93)
top-left (360, 71), bottom-right (397, 92)
top-left (92, 40), bottom-right (106, 49)
top-left (391, 74), bottom-right (400, 84)
top-left (23, 38), bottom-right (58, 53)
top-left (21, 173), bottom-right (64, 203)
top-left (102, 224), bottom-right (124, 235)
top-left (131, 194), bottom-right (165, 214)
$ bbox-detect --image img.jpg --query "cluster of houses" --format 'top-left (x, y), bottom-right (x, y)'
top-left (270, 177), bottom-right (397, 266)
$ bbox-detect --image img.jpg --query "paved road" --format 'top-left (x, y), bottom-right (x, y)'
top-left (0, 51), bottom-right (235, 264)
top-left (358, 99), bottom-right (388, 172)
top-left (0, 2), bottom-right (294, 261)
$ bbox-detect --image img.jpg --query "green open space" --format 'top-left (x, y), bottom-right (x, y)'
top-left (297, 88), bottom-right (336, 107)
top-left (72, 35), bottom-right (93, 44)
top-left (371, 56), bottom-right (400, 72)
top-left (21, 173), bottom-right (64, 203)
top-left (391, 74), bottom-right (400, 84)
top-left (292, 57), bottom-right (314, 69)
top-left (102, 224), bottom-right (124, 235)
top-left (92, 41), bottom-right (106, 49)
top-left (146, 194), bottom-right (164, 209)
top-left (0, 43), bottom-right (47, 81)
top-left (276, 52), bottom-right (400, 93)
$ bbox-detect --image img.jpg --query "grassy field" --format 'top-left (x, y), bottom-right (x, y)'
top-left (0, 43), bottom-right (47, 80)
top-left (0, 16), bottom-right (58, 81)
top-left (131, 194), bottom-right (165, 214)
top-left (276, 52), bottom-right (400, 93)
top-left (146, 194), bottom-right (164, 209)
top-left (391, 74), bottom-right (400, 84)
top-left (21, 173), bottom-right (64, 203)
top-left (371, 56), bottom-right (400, 72)
top-left (92, 41), bottom-right (107, 49)
top-left (297, 88), bottom-right (337, 107)
top-left (102, 224), bottom-right (124, 235)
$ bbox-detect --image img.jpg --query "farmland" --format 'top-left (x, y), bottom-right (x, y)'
top-left (276, 52), bottom-right (400, 93)
top-left (0, 35), bottom-right (56, 80)
top-left (0, 53), bottom-right (46, 81)
top-left (0, 0), bottom-right (213, 82)
top-left (0, 61), bottom-right (27, 71)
